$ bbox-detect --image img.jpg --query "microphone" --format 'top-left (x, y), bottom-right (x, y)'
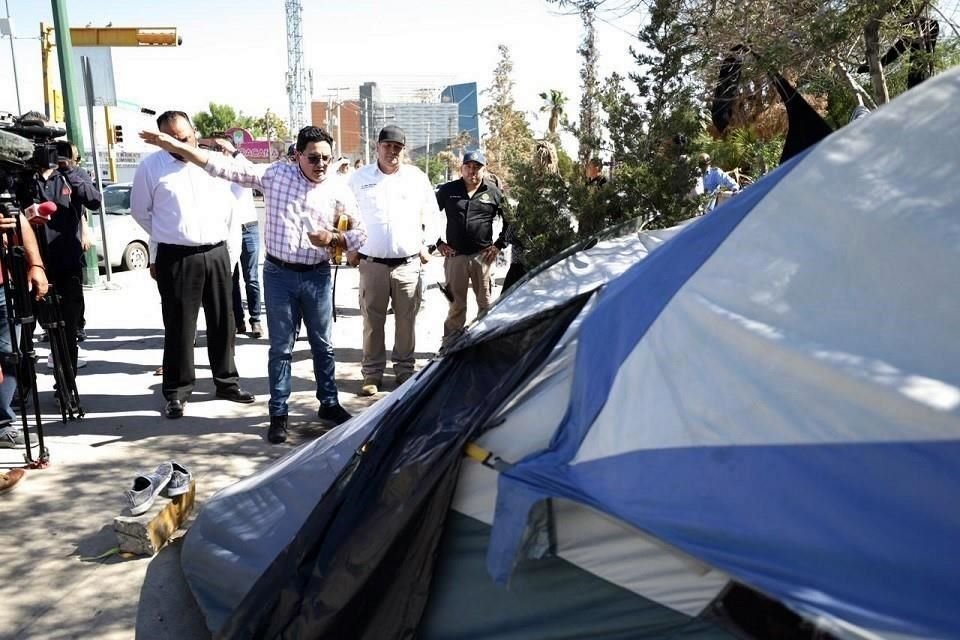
top-left (25, 201), bottom-right (57, 224)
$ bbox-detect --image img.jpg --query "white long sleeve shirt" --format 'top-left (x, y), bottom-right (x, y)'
top-left (231, 182), bottom-right (259, 226)
top-left (130, 150), bottom-right (240, 266)
top-left (349, 163), bottom-right (440, 259)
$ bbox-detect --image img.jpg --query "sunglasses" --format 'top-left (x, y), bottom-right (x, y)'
top-left (303, 154), bottom-right (332, 165)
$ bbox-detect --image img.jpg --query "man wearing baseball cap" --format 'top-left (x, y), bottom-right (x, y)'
top-left (348, 125), bottom-right (441, 397)
top-left (434, 149), bottom-right (507, 347)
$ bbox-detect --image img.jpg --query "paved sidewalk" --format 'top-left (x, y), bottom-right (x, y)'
top-left (0, 256), bottom-right (493, 639)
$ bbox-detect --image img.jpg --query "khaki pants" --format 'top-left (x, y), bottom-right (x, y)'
top-left (358, 259), bottom-right (421, 379)
top-left (443, 253), bottom-right (493, 343)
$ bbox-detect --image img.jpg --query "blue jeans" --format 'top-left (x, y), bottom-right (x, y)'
top-left (263, 260), bottom-right (338, 416)
top-left (0, 288), bottom-right (19, 424)
top-left (232, 223), bottom-right (262, 325)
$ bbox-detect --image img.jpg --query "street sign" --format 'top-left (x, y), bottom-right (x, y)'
top-left (71, 46), bottom-right (117, 106)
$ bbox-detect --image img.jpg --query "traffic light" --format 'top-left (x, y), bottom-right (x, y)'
top-left (113, 125), bottom-right (124, 144)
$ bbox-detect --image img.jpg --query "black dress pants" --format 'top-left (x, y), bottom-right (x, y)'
top-left (156, 242), bottom-right (239, 402)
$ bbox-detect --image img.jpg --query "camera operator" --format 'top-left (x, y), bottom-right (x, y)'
top-left (31, 138), bottom-right (100, 374)
top-left (0, 211), bottom-right (48, 447)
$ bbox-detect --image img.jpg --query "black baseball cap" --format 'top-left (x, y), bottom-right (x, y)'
top-left (378, 125), bottom-right (405, 146)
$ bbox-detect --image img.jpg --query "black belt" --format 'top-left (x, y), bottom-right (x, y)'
top-left (266, 254), bottom-right (329, 273)
top-left (158, 241), bottom-right (224, 255)
top-left (358, 253), bottom-right (417, 267)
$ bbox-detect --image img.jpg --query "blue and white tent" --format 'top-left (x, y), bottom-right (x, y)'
top-left (181, 66), bottom-right (960, 640)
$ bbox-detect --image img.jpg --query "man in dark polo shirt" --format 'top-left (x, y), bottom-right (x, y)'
top-left (435, 150), bottom-right (508, 347)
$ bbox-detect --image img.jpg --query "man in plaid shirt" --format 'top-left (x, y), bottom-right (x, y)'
top-left (140, 126), bottom-right (366, 444)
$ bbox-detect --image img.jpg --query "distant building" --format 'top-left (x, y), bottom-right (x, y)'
top-left (440, 82), bottom-right (480, 148)
top-left (310, 99), bottom-right (363, 159)
top-left (310, 80), bottom-right (480, 164)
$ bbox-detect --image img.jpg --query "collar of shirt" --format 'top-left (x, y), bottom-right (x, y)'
top-left (349, 163), bottom-right (432, 259)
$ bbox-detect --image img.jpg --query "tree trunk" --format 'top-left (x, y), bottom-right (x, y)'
top-left (864, 18), bottom-right (890, 105)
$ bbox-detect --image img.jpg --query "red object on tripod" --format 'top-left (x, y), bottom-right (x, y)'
top-left (25, 201), bottom-right (57, 225)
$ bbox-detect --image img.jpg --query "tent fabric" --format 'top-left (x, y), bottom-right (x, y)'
top-left (215, 299), bottom-right (589, 640)
top-left (418, 511), bottom-right (738, 640)
top-left (490, 67), bottom-right (960, 639)
top-left (181, 368), bottom-right (429, 633)
top-left (451, 462), bottom-right (731, 619)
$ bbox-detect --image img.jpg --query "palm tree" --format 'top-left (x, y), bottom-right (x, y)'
top-left (539, 90), bottom-right (567, 142)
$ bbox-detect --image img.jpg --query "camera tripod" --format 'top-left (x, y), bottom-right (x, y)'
top-left (31, 215), bottom-right (83, 426)
top-left (1, 202), bottom-right (49, 466)
top-left (0, 203), bottom-right (84, 467)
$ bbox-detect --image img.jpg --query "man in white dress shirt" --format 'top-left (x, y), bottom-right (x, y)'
top-left (131, 110), bottom-right (254, 419)
top-left (349, 125), bottom-right (440, 396)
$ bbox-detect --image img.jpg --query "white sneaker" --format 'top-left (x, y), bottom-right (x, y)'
top-left (46, 353), bottom-right (54, 369)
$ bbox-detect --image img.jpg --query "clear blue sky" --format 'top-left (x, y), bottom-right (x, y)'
top-left (0, 0), bottom-right (645, 151)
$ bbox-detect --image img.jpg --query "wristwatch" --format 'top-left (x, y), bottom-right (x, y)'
top-left (231, 150), bottom-right (241, 158)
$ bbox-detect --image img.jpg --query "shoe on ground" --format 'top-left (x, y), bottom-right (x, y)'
top-left (236, 322), bottom-right (247, 335)
top-left (0, 468), bottom-right (25, 494)
top-left (317, 403), bottom-right (352, 426)
top-left (0, 426), bottom-right (35, 449)
top-left (77, 353), bottom-right (88, 369)
top-left (76, 328), bottom-right (87, 343)
top-left (249, 320), bottom-right (263, 339)
top-left (124, 462), bottom-right (174, 516)
top-left (164, 399), bottom-right (185, 419)
top-left (267, 415), bottom-right (288, 444)
top-left (358, 377), bottom-right (381, 397)
top-left (215, 388), bottom-right (256, 404)
top-left (153, 366), bottom-right (163, 376)
top-left (46, 353), bottom-right (53, 369)
top-left (160, 462), bottom-right (192, 498)
top-left (396, 371), bottom-right (414, 386)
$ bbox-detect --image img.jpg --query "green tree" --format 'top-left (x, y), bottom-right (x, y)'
top-left (508, 142), bottom-right (578, 268)
top-left (538, 89), bottom-right (568, 144)
top-left (251, 110), bottom-right (290, 142)
top-left (584, 0), bottom-right (702, 231)
top-left (192, 102), bottom-right (255, 137)
top-left (413, 154), bottom-right (448, 184)
top-left (575, 5), bottom-right (601, 168)
top-left (481, 44), bottom-right (535, 183)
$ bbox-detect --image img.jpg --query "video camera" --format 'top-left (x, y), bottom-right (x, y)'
top-left (0, 112), bottom-right (66, 211)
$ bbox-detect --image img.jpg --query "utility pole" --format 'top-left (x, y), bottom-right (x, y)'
top-left (326, 86), bottom-right (348, 155)
top-left (50, 0), bottom-right (83, 151)
top-left (361, 96), bottom-right (369, 165)
top-left (2, 0), bottom-right (21, 114)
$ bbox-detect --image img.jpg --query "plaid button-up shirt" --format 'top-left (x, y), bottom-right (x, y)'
top-left (205, 155), bottom-right (366, 264)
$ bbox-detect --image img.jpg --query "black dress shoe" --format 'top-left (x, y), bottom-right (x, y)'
top-left (267, 415), bottom-right (288, 444)
top-left (317, 403), bottom-right (352, 426)
top-left (165, 399), bottom-right (185, 419)
top-left (215, 388), bottom-right (256, 404)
